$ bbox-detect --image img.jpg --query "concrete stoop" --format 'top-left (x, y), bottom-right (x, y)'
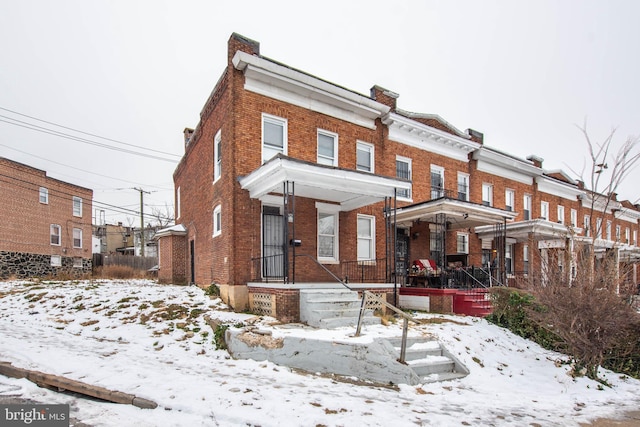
top-left (299, 289), bottom-right (381, 329)
top-left (225, 328), bottom-right (468, 386)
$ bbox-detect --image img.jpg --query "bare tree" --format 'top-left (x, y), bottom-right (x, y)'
top-left (149, 203), bottom-right (175, 228)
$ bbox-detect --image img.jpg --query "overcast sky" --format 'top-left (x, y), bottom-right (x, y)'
top-left (2, 0), bottom-right (639, 226)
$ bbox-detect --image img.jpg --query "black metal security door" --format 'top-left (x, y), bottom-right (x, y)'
top-left (262, 206), bottom-right (284, 279)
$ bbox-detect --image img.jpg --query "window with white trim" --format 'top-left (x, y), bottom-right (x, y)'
top-left (73, 258), bottom-right (83, 268)
top-left (431, 165), bottom-right (444, 199)
top-left (482, 183), bottom-right (493, 207)
top-left (357, 215), bottom-right (375, 261)
top-left (50, 224), bottom-right (61, 246)
top-left (396, 156), bottom-right (412, 200)
top-left (262, 114), bottom-right (287, 163)
top-left (557, 205), bottom-right (564, 224)
top-left (596, 218), bottom-right (603, 239)
top-left (73, 228), bottom-right (82, 248)
top-left (616, 225), bottom-right (621, 242)
top-left (214, 129), bottom-right (222, 182)
top-left (570, 209), bottom-right (577, 227)
top-left (456, 233), bottom-right (469, 254)
top-left (213, 205), bottom-right (221, 237)
top-left (457, 172), bottom-right (469, 201)
top-left (606, 220), bottom-right (612, 241)
top-left (50, 255), bottom-right (62, 267)
top-left (540, 201), bottom-right (549, 220)
top-left (318, 209), bottom-right (338, 262)
top-left (72, 197), bottom-right (82, 217)
top-left (505, 189), bottom-right (515, 212)
top-left (317, 130), bottom-right (338, 166)
top-left (39, 187), bottom-right (48, 204)
top-left (584, 215), bottom-right (591, 237)
top-left (523, 244), bottom-right (529, 274)
top-left (625, 227), bottom-right (630, 244)
top-left (523, 194), bottom-right (532, 220)
top-left (505, 243), bottom-right (513, 274)
top-left (634, 230), bottom-right (638, 245)
top-left (356, 141), bottom-right (374, 172)
top-left (176, 186), bottom-right (181, 219)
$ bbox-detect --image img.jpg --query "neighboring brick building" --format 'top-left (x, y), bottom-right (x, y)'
top-left (0, 157), bottom-right (93, 278)
top-left (157, 33), bottom-right (640, 321)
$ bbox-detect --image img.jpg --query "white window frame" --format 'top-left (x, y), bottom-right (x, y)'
top-left (73, 228), bottom-right (82, 248)
top-left (482, 183), bottom-right (493, 207)
top-left (73, 258), bottom-right (83, 268)
top-left (606, 220), bottom-right (612, 241)
top-left (626, 227), bottom-right (630, 244)
top-left (213, 205), bottom-right (222, 237)
top-left (505, 243), bottom-right (514, 275)
top-left (584, 215), bottom-right (591, 237)
top-left (523, 194), bottom-right (532, 220)
top-left (214, 129), bottom-right (222, 182)
top-left (356, 141), bottom-right (374, 173)
top-left (262, 113), bottom-right (287, 163)
top-left (50, 224), bottom-right (61, 246)
top-left (596, 218), bottom-right (603, 239)
top-left (570, 209), bottom-right (577, 227)
top-left (176, 186), bottom-right (181, 219)
top-left (634, 230), bottom-right (638, 246)
top-left (396, 156), bottom-right (412, 200)
top-left (50, 255), bottom-right (62, 267)
top-left (39, 187), bottom-right (48, 204)
top-left (72, 196), bottom-right (82, 217)
top-left (456, 232), bottom-right (469, 254)
top-left (523, 244), bottom-right (529, 275)
top-left (557, 205), bottom-right (565, 224)
top-left (457, 172), bottom-right (469, 201)
top-left (430, 165), bottom-right (445, 199)
top-left (616, 225), bottom-right (621, 242)
top-left (317, 203), bottom-right (340, 263)
top-left (505, 189), bottom-right (515, 212)
top-left (540, 201), bottom-right (549, 221)
top-left (317, 129), bottom-right (338, 166)
top-left (357, 214), bottom-right (375, 261)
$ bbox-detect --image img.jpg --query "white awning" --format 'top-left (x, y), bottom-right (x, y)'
top-left (238, 155), bottom-right (411, 211)
top-left (476, 219), bottom-right (580, 242)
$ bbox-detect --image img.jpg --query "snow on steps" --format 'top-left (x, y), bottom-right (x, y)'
top-left (299, 289), bottom-right (381, 329)
top-left (387, 337), bottom-right (469, 383)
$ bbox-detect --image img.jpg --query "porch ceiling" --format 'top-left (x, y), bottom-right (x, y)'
top-left (238, 155), bottom-right (411, 211)
top-left (394, 198), bottom-right (517, 229)
top-left (476, 219), bottom-right (580, 242)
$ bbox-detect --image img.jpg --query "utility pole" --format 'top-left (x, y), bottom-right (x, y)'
top-left (133, 187), bottom-right (150, 256)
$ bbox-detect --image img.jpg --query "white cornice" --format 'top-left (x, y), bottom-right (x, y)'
top-left (536, 176), bottom-right (584, 201)
top-left (233, 51), bottom-right (389, 130)
top-left (382, 112), bottom-right (479, 162)
top-left (473, 148), bottom-right (541, 184)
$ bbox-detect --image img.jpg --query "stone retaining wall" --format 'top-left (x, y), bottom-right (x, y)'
top-left (0, 251), bottom-right (91, 279)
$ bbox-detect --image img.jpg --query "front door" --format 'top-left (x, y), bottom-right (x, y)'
top-left (396, 231), bottom-right (409, 285)
top-left (262, 206), bottom-right (284, 279)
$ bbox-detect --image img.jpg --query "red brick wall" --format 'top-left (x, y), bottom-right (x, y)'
top-left (0, 158), bottom-right (93, 261)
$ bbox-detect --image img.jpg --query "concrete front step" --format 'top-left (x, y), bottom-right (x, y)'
top-left (388, 337), bottom-right (469, 382)
top-left (300, 289), bottom-right (380, 329)
top-left (407, 357), bottom-right (456, 376)
top-left (391, 340), bottom-right (443, 361)
top-left (317, 315), bottom-right (380, 329)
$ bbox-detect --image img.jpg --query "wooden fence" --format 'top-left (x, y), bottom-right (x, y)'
top-left (93, 253), bottom-right (158, 271)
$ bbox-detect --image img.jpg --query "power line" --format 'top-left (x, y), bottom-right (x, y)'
top-left (0, 106), bottom-right (181, 158)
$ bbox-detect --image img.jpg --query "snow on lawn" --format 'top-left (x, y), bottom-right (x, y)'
top-left (0, 279), bottom-right (638, 426)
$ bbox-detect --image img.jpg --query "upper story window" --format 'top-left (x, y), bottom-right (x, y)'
top-left (50, 224), bottom-right (61, 246)
top-left (430, 165), bottom-right (444, 199)
top-left (570, 209), bottom-right (577, 227)
top-left (73, 228), bottom-right (82, 248)
top-left (523, 194), bottom-right (532, 220)
top-left (176, 186), bottom-right (181, 219)
top-left (317, 130), bottom-right (338, 166)
top-left (396, 156), bottom-right (412, 200)
top-left (73, 197), bottom-right (82, 217)
top-left (213, 205), bottom-right (222, 237)
top-left (356, 141), bottom-right (374, 173)
top-left (39, 187), bottom-right (48, 204)
top-left (262, 114), bottom-right (287, 163)
top-left (596, 218), bottom-right (603, 239)
top-left (457, 173), bottom-right (469, 201)
top-left (456, 233), bottom-right (469, 254)
top-left (626, 227), bottom-right (630, 244)
top-left (357, 214), bottom-right (375, 261)
top-left (606, 220), bottom-right (612, 241)
top-left (214, 129), bottom-right (222, 182)
top-left (616, 225), bottom-right (621, 242)
top-left (634, 230), bottom-right (638, 246)
top-left (540, 201), bottom-right (549, 221)
top-left (505, 189), bottom-right (515, 212)
top-left (557, 205), bottom-right (565, 224)
top-left (482, 183), bottom-right (493, 207)
top-left (318, 205), bottom-right (339, 263)
top-left (584, 215), bottom-right (591, 237)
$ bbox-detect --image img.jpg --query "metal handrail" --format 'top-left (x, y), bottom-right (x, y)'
top-left (293, 253), bottom-right (353, 291)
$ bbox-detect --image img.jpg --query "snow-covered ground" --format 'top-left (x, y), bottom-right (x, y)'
top-left (0, 279), bottom-right (638, 426)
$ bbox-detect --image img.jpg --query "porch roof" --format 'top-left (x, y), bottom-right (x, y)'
top-left (238, 155), bottom-right (412, 211)
top-left (393, 197), bottom-right (517, 229)
top-left (476, 219), bottom-right (580, 242)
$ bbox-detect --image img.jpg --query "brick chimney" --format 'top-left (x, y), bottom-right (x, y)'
top-left (527, 155), bottom-right (544, 168)
top-left (370, 85), bottom-right (398, 111)
top-left (183, 128), bottom-right (194, 147)
top-left (466, 128), bottom-right (484, 144)
top-left (228, 33), bottom-right (260, 65)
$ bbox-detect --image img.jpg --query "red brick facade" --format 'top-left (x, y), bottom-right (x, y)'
top-left (159, 33), bottom-right (640, 321)
top-left (0, 157), bottom-right (93, 278)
